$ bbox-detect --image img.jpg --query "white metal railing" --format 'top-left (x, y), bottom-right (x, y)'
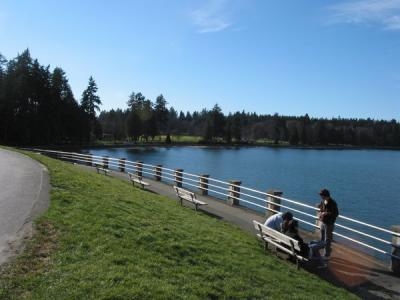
top-left (29, 148), bottom-right (400, 262)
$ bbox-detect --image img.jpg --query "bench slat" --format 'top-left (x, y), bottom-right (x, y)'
top-left (263, 237), bottom-right (309, 262)
top-left (176, 192), bottom-right (206, 205)
top-left (173, 186), bottom-right (207, 210)
top-left (132, 179), bottom-right (150, 186)
top-left (253, 221), bottom-right (301, 252)
top-left (127, 172), bottom-right (150, 188)
top-left (253, 220), bottom-right (309, 264)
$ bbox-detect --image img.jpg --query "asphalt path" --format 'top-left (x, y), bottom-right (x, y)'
top-left (0, 149), bottom-right (49, 265)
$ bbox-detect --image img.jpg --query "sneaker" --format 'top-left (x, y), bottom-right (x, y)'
top-left (322, 256), bottom-right (331, 261)
top-left (317, 263), bottom-right (328, 269)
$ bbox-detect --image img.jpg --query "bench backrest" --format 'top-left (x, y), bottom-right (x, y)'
top-left (128, 172), bottom-right (142, 181)
top-left (174, 186), bottom-right (196, 200)
top-left (253, 220), bottom-right (301, 252)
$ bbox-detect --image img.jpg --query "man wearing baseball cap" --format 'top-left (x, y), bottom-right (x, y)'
top-left (318, 188), bottom-right (339, 259)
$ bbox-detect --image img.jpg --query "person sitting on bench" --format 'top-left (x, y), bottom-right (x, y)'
top-left (264, 211), bottom-right (293, 231)
top-left (283, 220), bottom-right (326, 267)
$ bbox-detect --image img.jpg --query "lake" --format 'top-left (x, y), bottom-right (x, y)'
top-left (82, 146), bottom-right (400, 257)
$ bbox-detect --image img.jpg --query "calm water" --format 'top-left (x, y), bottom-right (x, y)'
top-left (83, 146), bottom-right (400, 256)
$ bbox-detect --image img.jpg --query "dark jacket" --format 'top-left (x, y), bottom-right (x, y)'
top-left (318, 198), bottom-right (339, 225)
top-left (285, 232), bottom-right (309, 257)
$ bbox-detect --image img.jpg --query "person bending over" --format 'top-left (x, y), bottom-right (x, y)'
top-left (264, 211), bottom-right (293, 231)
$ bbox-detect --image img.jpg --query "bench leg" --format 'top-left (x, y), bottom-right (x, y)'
top-left (195, 204), bottom-right (198, 211)
top-left (96, 169), bottom-right (99, 174)
top-left (180, 198), bottom-right (183, 206)
top-left (296, 258), bottom-right (300, 270)
top-left (264, 241), bottom-right (268, 252)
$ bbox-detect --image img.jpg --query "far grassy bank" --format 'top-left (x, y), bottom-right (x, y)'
top-left (67, 135), bottom-right (400, 150)
top-left (0, 150), bottom-right (357, 299)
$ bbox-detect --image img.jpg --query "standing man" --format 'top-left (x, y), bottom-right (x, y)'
top-left (318, 189), bottom-right (339, 259)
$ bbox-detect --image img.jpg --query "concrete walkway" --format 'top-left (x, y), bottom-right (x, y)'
top-left (0, 149), bottom-right (50, 265)
top-left (79, 164), bottom-right (400, 299)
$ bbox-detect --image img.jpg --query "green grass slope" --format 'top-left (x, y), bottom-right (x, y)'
top-left (0, 152), bottom-right (356, 299)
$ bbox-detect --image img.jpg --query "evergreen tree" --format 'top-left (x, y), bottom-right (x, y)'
top-left (167, 107), bottom-right (178, 134)
top-left (224, 114), bottom-right (233, 143)
top-left (165, 133), bottom-right (172, 144)
top-left (203, 119), bottom-right (213, 142)
top-left (154, 94), bottom-right (169, 133)
top-left (126, 92), bottom-right (145, 141)
top-left (126, 111), bottom-right (141, 142)
top-left (80, 76), bottom-right (102, 140)
top-left (0, 53), bottom-right (6, 79)
top-left (209, 104), bottom-right (225, 139)
top-left (80, 76), bottom-right (101, 119)
top-left (141, 99), bottom-right (155, 141)
top-left (232, 112), bottom-right (242, 142)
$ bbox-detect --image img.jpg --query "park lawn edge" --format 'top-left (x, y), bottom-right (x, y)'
top-left (0, 148), bottom-right (358, 299)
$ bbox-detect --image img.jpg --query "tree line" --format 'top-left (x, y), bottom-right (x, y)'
top-left (0, 50), bottom-right (102, 145)
top-left (100, 101), bottom-right (400, 147)
top-left (1, 49), bottom-right (400, 147)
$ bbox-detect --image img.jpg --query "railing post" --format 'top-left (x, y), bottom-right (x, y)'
top-left (266, 189), bottom-right (282, 218)
top-left (87, 154), bottom-right (92, 166)
top-left (315, 209), bottom-right (321, 234)
top-left (119, 158), bottom-right (126, 172)
top-left (199, 174), bottom-right (209, 195)
top-left (228, 180), bottom-right (241, 206)
top-left (175, 169), bottom-right (183, 187)
top-left (136, 161), bottom-right (143, 177)
top-left (102, 156), bottom-right (109, 169)
top-left (391, 225), bottom-right (400, 276)
top-left (154, 165), bottom-right (162, 181)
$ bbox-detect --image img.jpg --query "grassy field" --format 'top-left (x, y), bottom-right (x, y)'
top-left (255, 138), bottom-right (290, 146)
top-left (0, 151), bottom-right (357, 299)
top-left (158, 135), bottom-right (203, 143)
top-left (95, 135), bottom-right (203, 145)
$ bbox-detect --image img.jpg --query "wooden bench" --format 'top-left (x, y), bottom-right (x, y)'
top-left (173, 186), bottom-right (207, 211)
top-left (94, 164), bottom-right (111, 176)
top-left (128, 172), bottom-right (150, 189)
top-left (253, 220), bottom-right (308, 269)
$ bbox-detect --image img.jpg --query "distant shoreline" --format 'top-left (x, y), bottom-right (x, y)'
top-left (38, 142), bottom-right (400, 151)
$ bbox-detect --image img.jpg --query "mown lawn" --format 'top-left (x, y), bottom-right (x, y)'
top-left (0, 151), bottom-right (357, 299)
top-left (156, 135), bottom-right (203, 143)
top-left (95, 135), bottom-right (203, 145)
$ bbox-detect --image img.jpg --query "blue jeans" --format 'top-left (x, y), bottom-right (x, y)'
top-left (320, 223), bottom-right (334, 257)
top-left (308, 240), bottom-right (325, 259)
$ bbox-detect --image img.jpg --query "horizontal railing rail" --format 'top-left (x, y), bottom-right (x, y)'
top-left (28, 148), bottom-right (400, 262)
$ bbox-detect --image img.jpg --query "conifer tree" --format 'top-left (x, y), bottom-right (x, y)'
top-left (80, 76), bottom-right (101, 119)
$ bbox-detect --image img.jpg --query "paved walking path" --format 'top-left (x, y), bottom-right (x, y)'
top-left (0, 149), bottom-right (50, 265)
top-left (79, 164), bottom-right (400, 299)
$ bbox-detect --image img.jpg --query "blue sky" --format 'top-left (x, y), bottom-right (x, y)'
top-left (1, 0), bottom-right (400, 120)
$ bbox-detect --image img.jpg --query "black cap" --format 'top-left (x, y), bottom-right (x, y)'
top-left (319, 189), bottom-right (330, 197)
